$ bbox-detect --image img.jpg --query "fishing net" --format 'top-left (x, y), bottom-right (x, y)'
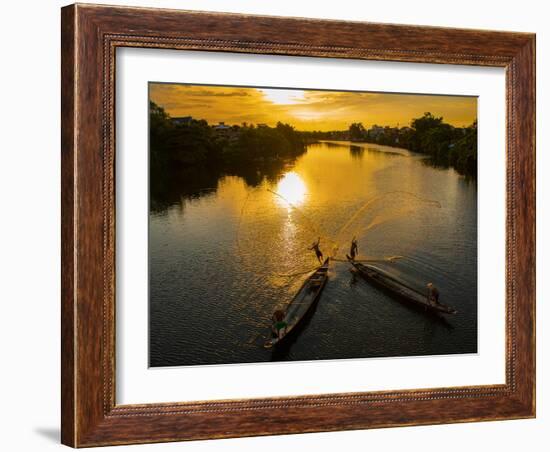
top-left (235, 185), bottom-right (440, 288)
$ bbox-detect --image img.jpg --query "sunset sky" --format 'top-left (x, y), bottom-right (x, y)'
top-left (149, 83), bottom-right (477, 131)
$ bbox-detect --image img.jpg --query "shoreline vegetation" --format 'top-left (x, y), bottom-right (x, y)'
top-left (302, 113), bottom-right (477, 177)
top-left (150, 101), bottom-right (309, 208)
top-left (150, 102), bottom-right (477, 207)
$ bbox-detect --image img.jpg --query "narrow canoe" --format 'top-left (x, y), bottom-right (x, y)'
top-left (265, 258), bottom-right (330, 348)
top-left (347, 256), bottom-right (457, 315)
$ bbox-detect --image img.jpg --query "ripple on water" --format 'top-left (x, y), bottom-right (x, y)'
top-left (149, 141), bottom-right (477, 366)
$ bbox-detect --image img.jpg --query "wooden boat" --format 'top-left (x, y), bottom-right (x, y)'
top-left (264, 258), bottom-right (330, 348)
top-left (347, 256), bottom-right (457, 315)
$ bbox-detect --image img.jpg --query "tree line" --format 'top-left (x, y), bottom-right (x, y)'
top-left (297, 113), bottom-right (477, 177)
top-left (150, 101), bottom-right (307, 173)
top-left (406, 113), bottom-right (477, 177)
top-left (346, 113), bottom-right (477, 176)
top-left (149, 102), bottom-right (308, 206)
top-left (150, 102), bottom-right (477, 193)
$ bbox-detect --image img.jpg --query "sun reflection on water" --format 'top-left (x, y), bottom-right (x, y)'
top-left (275, 172), bottom-right (307, 208)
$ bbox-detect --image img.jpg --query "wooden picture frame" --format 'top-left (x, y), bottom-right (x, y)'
top-left (61, 3), bottom-right (535, 447)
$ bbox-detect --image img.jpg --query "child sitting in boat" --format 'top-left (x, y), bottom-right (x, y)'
top-left (272, 309), bottom-right (287, 339)
top-left (427, 282), bottom-right (440, 305)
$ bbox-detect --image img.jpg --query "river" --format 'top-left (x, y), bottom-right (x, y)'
top-left (149, 140), bottom-right (477, 367)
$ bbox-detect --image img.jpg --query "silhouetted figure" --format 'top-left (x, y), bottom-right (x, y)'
top-left (350, 237), bottom-right (359, 260)
top-left (309, 237), bottom-right (323, 264)
top-left (427, 282), bottom-right (440, 305)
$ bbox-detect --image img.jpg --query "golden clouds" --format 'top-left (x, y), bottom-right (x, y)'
top-left (259, 89), bottom-right (306, 105)
top-left (150, 83), bottom-right (477, 131)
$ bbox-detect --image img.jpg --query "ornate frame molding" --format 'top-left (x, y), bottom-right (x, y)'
top-left (62, 4), bottom-right (535, 447)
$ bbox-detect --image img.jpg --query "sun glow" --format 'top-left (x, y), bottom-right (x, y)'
top-left (260, 89), bottom-right (306, 105)
top-left (292, 109), bottom-right (325, 120)
top-left (150, 84), bottom-right (478, 131)
top-left (275, 172), bottom-right (307, 207)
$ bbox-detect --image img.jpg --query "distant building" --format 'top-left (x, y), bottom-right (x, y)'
top-left (171, 116), bottom-right (193, 125)
top-left (213, 121), bottom-right (231, 131)
top-left (369, 125), bottom-right (385, 138)
top-left (212, 121), bottom-right (233, 138)
top-left (257, 123), bottom-right (268, 128)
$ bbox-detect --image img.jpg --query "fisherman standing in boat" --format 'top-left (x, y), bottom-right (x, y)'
top-left (349, 237), bottom-right (359, 260)
top-left (309, 237), bottom-right (324, 264)
top-left (427, 282), bottom-right (440, 305)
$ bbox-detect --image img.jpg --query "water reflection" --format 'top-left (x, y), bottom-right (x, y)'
top-left (349, 144), bottom-right (365, 160)
top-left (149, 140), bottom-right (477, 367)
top-left (275, 171), bottom-right (307, 208)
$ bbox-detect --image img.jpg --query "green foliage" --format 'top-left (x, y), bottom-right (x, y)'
top-left (223, 124), bottom-right (298, 165)
top-left (449, 121), bottom-right (477, 175)
top-left (349, 122), bottom-right (366, 141)
top-left (149, 102), bottom-right (306, 169)
top-left (149, 102), bottom-right (308, 203)
top-left (149, 102), bottom-right (477, 191)
top-left (364, 112), bottom-right (477, 177)
top-left (408, 113), bottom-right (477, 176)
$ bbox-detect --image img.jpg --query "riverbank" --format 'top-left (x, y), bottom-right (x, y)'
top-left (319, 129), bottom-right (476, 177)
top-left (359, 114), bottom-right (477, 177)
top-left (321, 140), bottom-right (412, 157)
top-left (150, 101), bottom-right (308, 205)
top-left (298, 113), bottom-right (477, 177)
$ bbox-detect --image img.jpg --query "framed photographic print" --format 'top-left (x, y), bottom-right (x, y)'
top-left (61, 3), bottom-right (535, 447)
